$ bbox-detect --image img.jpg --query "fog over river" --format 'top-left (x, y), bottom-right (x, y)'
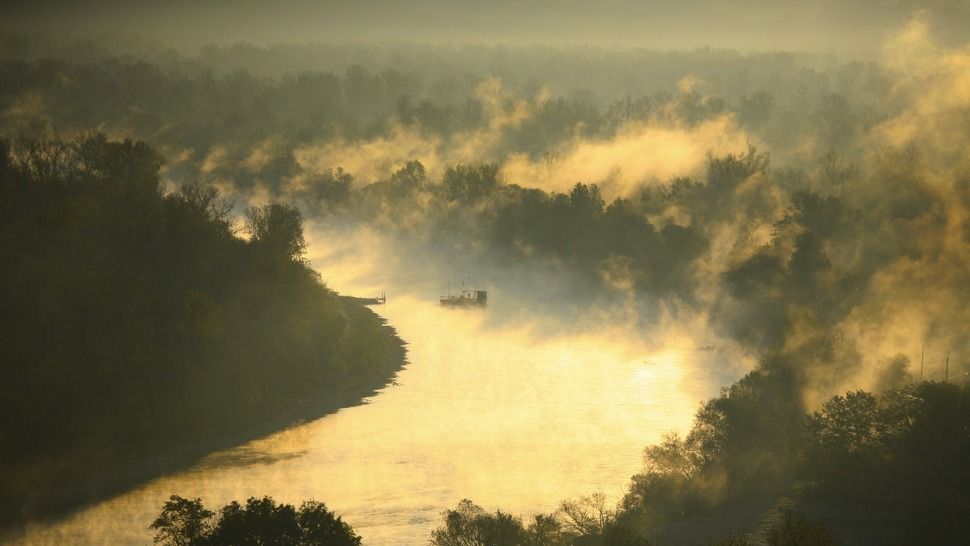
top-left (13, 229), bottom-right (751, 545)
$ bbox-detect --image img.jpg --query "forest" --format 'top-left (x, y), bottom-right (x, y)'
top-left (0, 134), bottom-right (405, 526)
top-left (1, 10), bottom-right (969, 545)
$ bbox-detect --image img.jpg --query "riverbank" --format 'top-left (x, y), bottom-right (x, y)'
top-left (0, 296), bottom-right (407, 540)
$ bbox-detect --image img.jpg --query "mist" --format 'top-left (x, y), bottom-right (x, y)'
top-left (3, 2), bottom-right (970, 545)
top-left (5, 0), bottom-right (970, 55)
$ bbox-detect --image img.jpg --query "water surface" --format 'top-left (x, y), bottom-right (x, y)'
top-left (14, 243), bottom-right (746, 545)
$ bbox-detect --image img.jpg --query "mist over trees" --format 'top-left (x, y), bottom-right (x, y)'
top-left (0, 38), bottom-right (891, 167)
top-left (2, 17), bottom-right (969, 546)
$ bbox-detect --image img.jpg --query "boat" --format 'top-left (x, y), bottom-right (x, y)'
top-left (440, 289), bottom-right (487, 307)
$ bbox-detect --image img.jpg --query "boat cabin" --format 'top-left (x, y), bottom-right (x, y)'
top-left (440, 289), bottom-right (487, 306)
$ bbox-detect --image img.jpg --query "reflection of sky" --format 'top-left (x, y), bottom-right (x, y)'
top-left (12, 228), bottom-right (750, 546)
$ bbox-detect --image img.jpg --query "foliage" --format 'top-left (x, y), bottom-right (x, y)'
top-left (0, 135), bottom-right (401, 525)
top-left (765, 511), bottom-right (837, 546)
top-left (150, 495), bottom-right (360, 546)
top-left (558, 493), bottom-right (615, 537)
top-left (151, 496), bottom-right (214, 546)
top-left (611, 380), bottom-right (970, 544)
top-left (247, 202), bottom-right (308, 261)
top-left (3, 37), bottom-right (969, 546)
top-left (430, 499), bottom-right (576, 546)
top-left (422, 382), bottom-right (968, 546)
top-left (430, 500), bottom-right (528, 546)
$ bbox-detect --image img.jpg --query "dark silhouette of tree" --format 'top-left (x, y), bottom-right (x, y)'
top-left (150, 496), bottom-right (361, 546)
top-left (431, 499), bottom-right (526, 546)
top-left (388, 160), bottom-right (427, 198)
top-left (558, 493), bottom-right (615, 537)
top-left (706, 146), bottom-right (769, 190)
top-left (610, 381), bottom-right (970, 545)
top-left (524, 514), bottom-right (571, 546)
top-left (209, 497), bottom-right (303, 545)
top-left (174, 182), bottom-right (235, 235)
top-left (442, 163), bottom-right (501, 202)
top-left (308, 168), bottom-right (354, 208)
top-left (247, 202), bottom-right (308, 261)
top-left (430, 499), bottom-right (575, 546)
top-left (151, 496), bottom-right (214, 546)
top-left (297, 501), bottom-right (364, 546)
top-left (804, 391), bottom-right (885, 493)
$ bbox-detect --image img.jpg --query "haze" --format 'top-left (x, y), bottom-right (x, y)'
top-left (2, 0), bottom-right (969, 544)
top-left (4, 0), bottom-right (970, 54)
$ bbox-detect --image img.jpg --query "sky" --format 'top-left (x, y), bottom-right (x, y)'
top-left (2, 0), bottom-right (970, 54)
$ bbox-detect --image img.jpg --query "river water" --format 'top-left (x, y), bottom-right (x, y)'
top-left (13, 235), bottom-right (748, 545)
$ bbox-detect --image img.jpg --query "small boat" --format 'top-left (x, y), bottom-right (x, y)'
top-left (440, 289), bottom-right (487, 307)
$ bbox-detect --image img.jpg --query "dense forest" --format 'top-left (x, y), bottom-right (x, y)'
top-left (0, 135), bottom-right (404, 526)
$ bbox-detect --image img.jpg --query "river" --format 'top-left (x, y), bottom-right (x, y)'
top-left (13, 234), bottom-right (748, 545)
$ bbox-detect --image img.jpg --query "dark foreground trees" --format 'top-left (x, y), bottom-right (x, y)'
top-left (0, 135), bottom-right (403, 526)
top-left (148, 494), bottom-right (841, 546)
top-left (151, 495), bottom-right (360, 546)
top-left (425, 499), bottom-right (838, 546)
top-left (608, 380), bottom-right (970, 545)
top-left (419, 380), bottom-right (969, 546)
top-left (429, 499), bottom-right (578, 546)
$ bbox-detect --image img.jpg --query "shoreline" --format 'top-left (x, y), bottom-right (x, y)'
top-left (1, 297), bottom-right (407, 539)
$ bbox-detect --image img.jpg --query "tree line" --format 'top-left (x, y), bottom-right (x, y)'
top-left (0, 47), bottom-right (889, 194)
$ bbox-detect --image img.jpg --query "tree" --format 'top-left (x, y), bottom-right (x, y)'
top-left (174, 182), bottom-right (235, 234)
top-left (11, 138), bottom-right (74, 184)
top-left (390, 160), bottom-right (426, 191)
top-left (524, 515), bottom-right (571, 546)
top-left (706, 146), bottom-right (769, 190)
top-left (642, 433), bottom-right (698, 480)
top-left (297, 501), bottom-right (362, 546)
top-left (309, 168), bottom-right (354, 206)
top-left (150, 495), bottom-right (214, 546)
top-left (246, 202), bottom-right (308, 261)
top-left (806, 391), bottom-right (882, 457)
top-left (430, 499), bottom-right (528, 546)
top-left (442, 163), bottom-right (501, 202)
top-left (150, 495), bottom-right (361, 546)
top-left (208, 497), bottom-right (302, 546)
top-left (558, 492), bottom-right (615, 537)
